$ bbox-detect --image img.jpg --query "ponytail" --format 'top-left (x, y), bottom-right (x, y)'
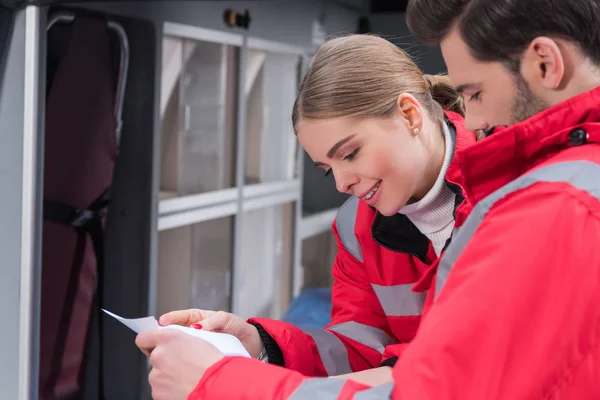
top-left (423, 73), bottom-right (465, 117)
top-left (293, 35), bottom-right (463, 131)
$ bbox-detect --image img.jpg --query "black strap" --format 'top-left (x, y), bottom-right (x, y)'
top-left (44, 188), bottom-right (110, 399)
top-left (43, 189), bottom-right (110, 230)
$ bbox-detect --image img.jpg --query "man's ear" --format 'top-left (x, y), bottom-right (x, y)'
top-left (396, 93), bottom-right (423, 136)
top-left (520, 36), bottom-right (565, 90)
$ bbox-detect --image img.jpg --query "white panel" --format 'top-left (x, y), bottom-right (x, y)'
top-left (242, 191), bottom-right (300, 212)
top-left (158, 202), bottom-right (237, 231)
top-left (247, 36), bottom-right (308, 55)
top-left (242, 180), bottom-right (300, 199)
top-left (20, 7), bottom-right (43, 400)
top-left (230, 36), bottom-right (248, 315)
top-left (300, 209), bottom-right (338, 239)
top-left (234, 206), bottom-right (278, 319)
top-left (158, 188), bottom-right (238, 215)
top-left (163, 21), bottom-right (243, 46)
top-left (293, 123), bottom-right (306, 297)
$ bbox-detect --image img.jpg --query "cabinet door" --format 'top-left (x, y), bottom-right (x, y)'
top-left (157, 35), bottom-right (239, 315)
top-left (244, 51), bottom-right (301, 184)
top-left (160, 36), bottom-right (239, 197)
top-left (234, 203), bottom-right (295, 319)
top-left (157, 216), bottom-right (235, 316)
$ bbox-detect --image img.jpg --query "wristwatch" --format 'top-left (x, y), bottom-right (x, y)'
top-left (257, 346), bottom-right (269, 363)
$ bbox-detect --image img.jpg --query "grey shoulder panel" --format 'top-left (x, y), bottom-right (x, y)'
top-left (335, 196), bottom-right (363, 262)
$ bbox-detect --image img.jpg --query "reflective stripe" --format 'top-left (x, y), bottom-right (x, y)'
top-left (305, 322), bottom-right (396, 376)
top-left (436, 160), bottom-right (600, 298)
top-left (329, 321), bottom-right (397, 353)
top-left (304, 328), bottom-right (353, 375)
top-left (336, 196), bottom-right (363, 262)
top-left (289, 379), bottom-right (394, 400)
top-left (289, 378), bottom-right (346, 400)
top-left (353, 382), bottom-right (394, 399)
top-left (371, 283), bottom-right (425, 316)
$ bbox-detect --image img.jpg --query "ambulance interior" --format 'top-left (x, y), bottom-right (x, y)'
top-left (0, 0), bottom-right (444, 398)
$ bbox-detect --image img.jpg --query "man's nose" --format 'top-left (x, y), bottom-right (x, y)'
top-left (464, 112), bottom-right (490, 133)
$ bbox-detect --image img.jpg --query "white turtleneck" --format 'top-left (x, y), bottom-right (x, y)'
top-left (398, 122), bottom-right (456, 256)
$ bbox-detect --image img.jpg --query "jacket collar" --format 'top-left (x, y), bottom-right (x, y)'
top-left (371, 112), bottom-right (476, 262)
top-left (458, 85), bottom-right (600, 204)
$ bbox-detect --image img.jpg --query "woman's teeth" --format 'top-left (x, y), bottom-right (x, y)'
top-left (364, 182), bottom-right (380, 200)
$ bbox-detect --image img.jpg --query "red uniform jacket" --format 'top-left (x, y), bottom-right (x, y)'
top-left (191, 86), bottom-right (600, 400)
top-left (246, 111), bottom-right (475, 376)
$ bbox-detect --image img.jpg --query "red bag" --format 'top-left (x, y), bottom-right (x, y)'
top-left (40, 15), bottom-right (117, 400)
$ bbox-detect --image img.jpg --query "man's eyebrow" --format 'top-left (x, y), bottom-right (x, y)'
top-left (326, 134), bottom-right (356, 158)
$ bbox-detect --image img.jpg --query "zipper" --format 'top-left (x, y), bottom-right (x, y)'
top-left (380, 241), bottom-right (427, 263)
top-left (372, 232), bottom-right (429, 263)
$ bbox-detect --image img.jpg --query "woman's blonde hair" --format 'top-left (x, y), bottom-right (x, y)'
top-left (292, 34), bottom-right (464, 132)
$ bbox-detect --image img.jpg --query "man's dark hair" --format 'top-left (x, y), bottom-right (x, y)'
top-left (406, 0), bottom-right (600, 73)
top-left (406, 0), bottom-right (469, 46)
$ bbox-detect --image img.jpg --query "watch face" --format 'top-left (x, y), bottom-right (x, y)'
top-left (258, 348), bottom-right (269, 362)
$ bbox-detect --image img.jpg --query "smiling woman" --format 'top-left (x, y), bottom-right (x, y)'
top-left (157, 33), bottom-right (477, 388)
top-left (293, 34), bottom-right (464, 216)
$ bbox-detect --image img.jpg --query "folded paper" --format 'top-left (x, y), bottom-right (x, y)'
top-left (103, 309), bottom-right (250, 358)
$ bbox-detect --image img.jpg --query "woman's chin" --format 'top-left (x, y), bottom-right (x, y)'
top-left (374, 204), bottom-right (397, 217)
top-left (374, 196), bottom-right (408, 216)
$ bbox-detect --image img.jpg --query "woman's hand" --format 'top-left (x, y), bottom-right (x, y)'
top-left (159, 309), bottom-right (264, 358)
top-left (135, 329), bottom-right (225, 400)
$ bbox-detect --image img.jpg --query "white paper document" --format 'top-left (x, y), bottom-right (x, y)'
top-left (103, 309), bottom-right (160, 333)
top-left (102, 309), bottom-right (251, 358)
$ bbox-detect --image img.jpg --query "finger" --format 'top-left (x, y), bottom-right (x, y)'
top-left (148, 366), bottom-right (160, 388)
top-left (199, 311), bottom-right (231, 332)
top-left (135, 330), bottom-right (160, 356)
top-left (148, 342), bottom-right (167, 367)
top-left (159, 309), bottom-right (212, 327)
top-left (148, 368), bottom-right (165, 400)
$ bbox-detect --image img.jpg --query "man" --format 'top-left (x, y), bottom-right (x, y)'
top-left (136, 0), bottom-right (600, 398)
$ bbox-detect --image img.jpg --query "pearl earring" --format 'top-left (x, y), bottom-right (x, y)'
top-left (413, 128), bottom-right (420, 134)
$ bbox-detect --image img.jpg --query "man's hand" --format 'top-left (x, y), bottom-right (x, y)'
top-left (135, 329), bottom-right (225, 400)
top-left (333, 366), bottom-right (393, 386)
top-left (159, 309), bottom-right (264, 358)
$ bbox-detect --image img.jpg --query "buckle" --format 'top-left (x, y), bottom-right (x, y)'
top-left (71, 209), bottom-right (95, 228)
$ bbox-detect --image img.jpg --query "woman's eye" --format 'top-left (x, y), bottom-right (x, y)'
top-left (342, 148), bottom-right (360, 161)
top-left (469, 91), bottom-right (482, 102)
top-left (324, 169), bottom-right (332, 177)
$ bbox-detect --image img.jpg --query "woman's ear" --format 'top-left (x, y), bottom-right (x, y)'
top-left (396, 93), bottom-right (423, 136)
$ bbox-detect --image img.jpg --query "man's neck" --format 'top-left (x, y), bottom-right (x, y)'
top-left (550, 66), bottom-right (600, 107)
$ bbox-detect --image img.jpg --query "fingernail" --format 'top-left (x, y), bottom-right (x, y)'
top-left (191, 323), bottom-right (202, 330)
